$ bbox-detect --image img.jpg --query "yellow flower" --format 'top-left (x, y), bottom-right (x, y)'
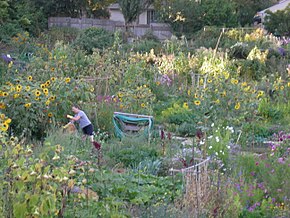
top-left (16, 85), bottom-right (22, 92)
top-left (199, 79), bottom-right (204, 85)
top-left (234, 79), bottom-right (239, 85)
top-left (1, 123), bottom-right (9, 131)
top-left (35, 97), bottom-right (40, 101)
top-left (288, 82), bottom-right (290, 87)
top-left (51, 67), bottom-right (55, 72)
top-left (45, 100), bottom-right (50, 106)
top-left (43, 88), bottom-right (49, 95)
top-left (40, 84), bottom-right (46, 89)
top-left (0, 103), bottom-right (6, 109)
top-left (51, 77), bottom-right (56, 82)
top-left (25, 86), bottom-right (30, 91)
top-left (3, 92), bottom-right (8, 97)
top-left (141, 103), bottom-right (146, 108)
top-left (13, 93), bottom-right (20, 98)
top-left (120, 104), bottom-right (124, 109)
top-left (207, 79), bottom-right (212, 83)
top-left (25, 103), bottom-right (31, 108)
top-left (257, 90), bottom-right (264, 98)
top-left (194, 93), bottom-right (199, 98)
top-left (194, 100), bottom-right (201, 106)
top-left (48, 112), bottom-right (53, 117)
top-left (215, 99), bottom-right (220, 104)
top-left (0, 114), bottom-right (5, 120)
top-left (183, 102), bottom-right (189, 109)
top-left (50, 96), bottom-right (56, 101)
top-left (156, 81), bottom-right (160, 86)
top-left (241, 82), bottom-right (247, 87)
top-left (235, 102), bottom-right (241, 110)
top-left (65, 77), bottom-right (70, 83)
top-left (187, 90), bottom-right (191, 96)
top-left (280, 86), bottom-right (284, 90)
top-left (5, 118), bottom-right (11, 124)
top-left (118, 92), bottom-right (124, 98)
top-left (35, 90), bottom-right (41, 97)
top-left (28, 76), bottom-right (33, 81)
top-left (45, 80), bottom-right (51, 86)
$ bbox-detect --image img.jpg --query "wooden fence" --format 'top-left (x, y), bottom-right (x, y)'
top-left (48, 17), bottom-right (172, 41)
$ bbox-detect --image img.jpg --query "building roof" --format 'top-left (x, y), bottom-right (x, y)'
top-left (258, 0), bottom-right (290, 15)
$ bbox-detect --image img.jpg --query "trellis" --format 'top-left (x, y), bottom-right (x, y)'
top-left (170, 157), bottom-right (220, 217)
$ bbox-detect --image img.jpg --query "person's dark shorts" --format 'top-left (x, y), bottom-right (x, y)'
top-left (82, 124), bottom-right (94, 136)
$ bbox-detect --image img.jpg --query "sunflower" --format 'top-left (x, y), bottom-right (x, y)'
top-left (183, 102), bottom-right (189, 109)
top-left (5, 118), bottom-right (11, 124)
top-left (187, 90), bottom-right (191, 96)
top-left (0, 103), bottom-right (6, 109)
top-left (280, 86), bottom-right (284, 90)
top-left (1, 123), bottom-right (9, 131)
top-left (48, 112), bottom-right (53, 117)
top-left (49, 96), bottom-right (56, 101)
top-left (51, 77), bottom-right (56, 82)
top-left (194, 93), bottom-right (199, 98)
top-left (35, 97), bottom-right (40, 101)
top-left (65, 77), bottom-right (70, 83)
top-left (140, 103), bottom-right (146, 108)
top-left (118, 92), bottom-right (124, 98)
top-left (215, 99), bottom-right (220, 104)
top-left (40, 84), bottom-right (46, 89)
top-left (43, 88), bottom-right (49, 96)
top-left (35, 90), bottom-right (41, 97)
top-left (194, 100), bottom-right (201, 106)
top-left (3, 92), bottom-right (8, 97)
top-left (24, 103), bottom-right (31, 108)
top-left (45, 80), bottom-right (51, 86)
top-left (207, 79), bottom-right (212, 83)
top-left (28, 76), bottom-right (33, 81)
top-left (13, 94), bottom-right (20, 98)
top-left (45, 100), bottom-right (50, 106)
top-left (25, 86), bottom-right (30, 91)
top-left (235, 102), bottom-right (241, 110)
top-left (0, 114), bottom-right (5, 120)
top-left (51, 67), bottom-right (55, 72)
top-left (156, 81), bottom-right (160, 85)
top-left (16, 85), bottom-right (22, 92)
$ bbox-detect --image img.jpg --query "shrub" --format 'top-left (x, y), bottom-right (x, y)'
top-left (73, 27), bottom-right (114, 54)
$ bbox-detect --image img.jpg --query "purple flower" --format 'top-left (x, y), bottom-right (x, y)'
top-left (278, 157), bottom-right (285, 164)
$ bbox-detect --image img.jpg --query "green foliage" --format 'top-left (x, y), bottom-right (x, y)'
top-left (73, 27), bottom-right (114, 54)
top-left (264, 5), bottom-right (290, 37)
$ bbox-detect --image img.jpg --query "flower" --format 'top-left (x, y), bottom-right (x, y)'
top-left (27, 76), bottom-right (33, 81)
top-left (50, 67), bottom-right (55, 72)
top-left (2, 92), bottom-right (8, 97)
top-left (65, 77), bottom-right (70, 83)
top-left (24, 103), bottom-right (31, 108)
top-left (235, 102), bottom-right (240, 110)
top-left (40, 84), bottom-right (46, 89)
top-left (35, 90), bottom-right (41, 97)
top-left (50, 96), bottom-right (56, 101)
top-left (0, 103), bottom-right (6, 109)
top-left (51, 77), bottom-right (56, 82)
top-left (48, 112), bottom-right (53, 117)
top-left (183, 102), bottom-right (189, 109)
top-left (25, 86), bottom-right (30, 91)
top-left (43, 88), bottom-right (49, 95)
top-left (1, 123), bottom-right (9, 131)
top-left (194, 100), bottom-right (201, 106)
top-left (141, 103), bottom-right (146, 108)
top-left (45, 80), bottom-right (51, 86)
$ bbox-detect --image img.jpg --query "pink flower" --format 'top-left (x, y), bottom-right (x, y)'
top-left (278, 157), bottom-right (285, 164)
top-left (255, 162), bottom-right (259, 166)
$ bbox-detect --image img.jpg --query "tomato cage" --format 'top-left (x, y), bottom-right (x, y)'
top-left (170, 157), bottom-right (222, 217)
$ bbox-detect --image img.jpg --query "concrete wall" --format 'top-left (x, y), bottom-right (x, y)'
top-left (48, 17), bottom-right (172, 40)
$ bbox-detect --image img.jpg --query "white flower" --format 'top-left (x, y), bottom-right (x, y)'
top-left (200, 140), bottom-right (205, 145)
top-left (219, 150), bottom-right (223, 153)
top-left (215, 152), bottom-right (218, 156)
top-left (211, 123), bottom-right (214, 127)
top-left (215, 136), bottom-right (220, 142)
top-left (223, 168), bottom-right (226, 171)
top-left (208, 135), bottom-right (213, 139)
top-left (227, 146), bottom-right (230, 149)
top-left (209, 146), bottom-right (212, 149)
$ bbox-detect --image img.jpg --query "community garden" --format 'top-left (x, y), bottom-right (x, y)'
top-left (0, 26), bottom-right (290, 217)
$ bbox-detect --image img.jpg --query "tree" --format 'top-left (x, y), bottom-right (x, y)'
top-left (264, 5), bottom-right (290, 37)
top-left (0, 0), bottom-right (9, 24)
top-left (118, 0), bottom-right (153, 25)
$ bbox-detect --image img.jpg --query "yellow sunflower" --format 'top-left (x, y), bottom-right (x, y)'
top-left (43, 88), bottom-right (49, 96)
top-left (194, 100), bottom-right (201, 106)
top-left (280, 86), bottom-right (284, 90)
top-left (51, 67), bottom-right (55, 72)
top-left (3, 92), bottom-right (8, 97)
top-left (0, 103), bottom-right (6, 109)
top-left (235, 102), bottom-right (241, 110)
top-left (24, 103), bottom-right (31, 108)
top-left (50, 96), bottom-right (56, 101)
top-left (25, 86), bottom-right (30, 91)
top-left (45, 100), bottom-right (50, 106)
top-left (0, 114), bottom-right (5, 120)
top-left (35, 90), bottom-right (41, 97)
top-left (45, 80), bottom-right (51, 86)
top-left (207, 79), bottom-right (212, 83)
top-left (1, 123), bottom-right (9, 131)
top-left (65, 77), bottom-right (70, 83)
top-left (5, 118), bottom-right (11, 124)
top-left (183, 102), bottom-right (189, 109)
top-left (141, 103), bottom-right (146, 108)
top-left (13, 94), bottom-right (20, 98)
top-left (27, 76), bottom-right (33, 81)
top-left (48, 112), bottom-right (53, 117)
top-left (40, 84), bottom-right (46, 89)
top-left (51, 77), bottom-right (56, 82)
